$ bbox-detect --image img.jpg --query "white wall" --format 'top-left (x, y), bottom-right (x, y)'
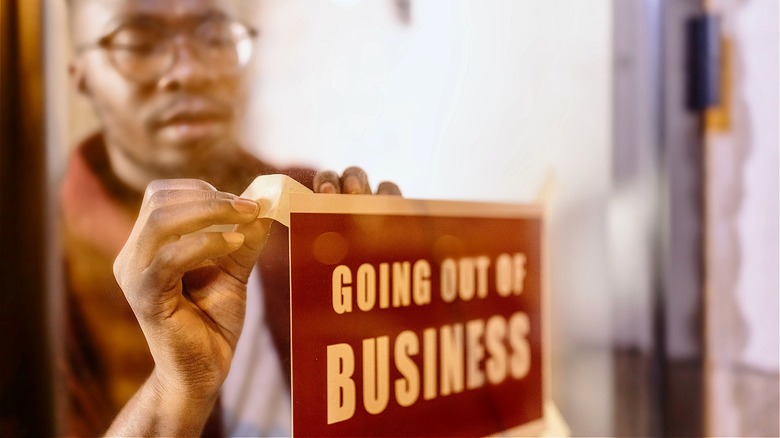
top-left (730, 0), bottom-right (779, 373)
top-left (246, 0), bottom-right (613, 434)
top-left (247, 0), bottom-right (610, 199)
top-left (705, 0), bottom-right (779, 375)
top-left (705, 0), bottom-right (779, 435)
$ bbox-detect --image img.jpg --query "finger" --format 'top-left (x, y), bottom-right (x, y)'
top-left (219, 218), bottom-right (273, 283)
top-left (137, 184), bottom-right (233, 231)
top-left (341, 166), bottom-right (370, 194)
top-left (313, 171), bottom-right (341, 194)
top-left (139, 198), bottom-right (259, 250)
top-left (376, 181), bottom-right (402, 196)
top-left (135, 231), bottom-right (247, 308)
top-left (145, 188), bottom-right (235, 211)
top-left (142, 179), bottom-right (218, 205)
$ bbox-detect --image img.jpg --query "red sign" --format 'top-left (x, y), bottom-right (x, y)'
top-left (288, 195), bottom-right (544, 437)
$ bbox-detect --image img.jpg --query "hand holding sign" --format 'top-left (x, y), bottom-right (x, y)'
top-left (107, 169), bottom-right (398, 436)
top-left (108, 178), bottom-right (271, 436)
top-left (314, 166), bottom-right (402, 196)
top-left (107, 173), bottom-right (551, 437)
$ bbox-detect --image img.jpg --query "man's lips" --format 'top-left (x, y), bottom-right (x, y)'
top-left (152, 109), bottom-right (232, 145)
top-left (156, 110), bottom-right (228, 127)
top-left (153, 99), bottom-right (231, 128)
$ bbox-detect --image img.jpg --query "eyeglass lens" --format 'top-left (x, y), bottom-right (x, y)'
top-left (106, 17), bottom-right (254, 82)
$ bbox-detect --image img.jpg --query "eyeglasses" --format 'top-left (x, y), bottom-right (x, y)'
top-left (78, 14), bottom-right (258, 83)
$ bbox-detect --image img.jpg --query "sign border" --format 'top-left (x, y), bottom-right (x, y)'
top-left (287, 193), bottom-right (553, 436)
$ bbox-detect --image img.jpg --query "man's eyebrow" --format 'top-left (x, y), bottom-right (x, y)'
top-left (109, 9), bottom-right (229, 28)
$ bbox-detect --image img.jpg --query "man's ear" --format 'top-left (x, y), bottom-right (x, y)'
top-left (68, 57), bottom-right (91, 97)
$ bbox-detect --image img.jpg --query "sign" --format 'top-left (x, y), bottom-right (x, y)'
top-left (288, 194), bottom-right (545, 437)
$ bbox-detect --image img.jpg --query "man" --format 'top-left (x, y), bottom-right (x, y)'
top-left (62, 0), bottom-right (399, 435)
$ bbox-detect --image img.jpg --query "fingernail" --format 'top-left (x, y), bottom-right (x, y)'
top-left (319, 182), bottom-right (337, 194)
top-left (343, 175), bottom-right (361, 194)
top-left (223, 232), bottom-right (245, 246)
top-left (231, 198), bottom-right (258, 215)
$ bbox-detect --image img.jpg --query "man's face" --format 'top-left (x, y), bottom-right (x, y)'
top-left (71, 0), bottom-right (253, 178)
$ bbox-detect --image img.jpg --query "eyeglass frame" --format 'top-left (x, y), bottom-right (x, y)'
top-left (75, 12), bottom-right (260, 83)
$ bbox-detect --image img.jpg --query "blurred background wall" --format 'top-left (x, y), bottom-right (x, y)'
top-left (704, 0), bottom-right (779, 436)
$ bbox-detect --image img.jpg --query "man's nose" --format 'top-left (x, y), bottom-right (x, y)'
top-left (157, 37), bottom-right (215, 90)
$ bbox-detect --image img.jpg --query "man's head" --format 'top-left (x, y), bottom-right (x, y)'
top-left (68, 0), bottom-right (258, 191)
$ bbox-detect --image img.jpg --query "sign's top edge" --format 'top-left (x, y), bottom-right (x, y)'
top-left (289, 192), bottom-right (544, 219)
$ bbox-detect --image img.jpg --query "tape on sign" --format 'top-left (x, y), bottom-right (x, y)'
top-left (241, 174), bottom-right (313, 227)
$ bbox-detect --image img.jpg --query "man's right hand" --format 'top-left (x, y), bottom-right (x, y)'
top-left (108, 179), bottom-right (270, 436)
